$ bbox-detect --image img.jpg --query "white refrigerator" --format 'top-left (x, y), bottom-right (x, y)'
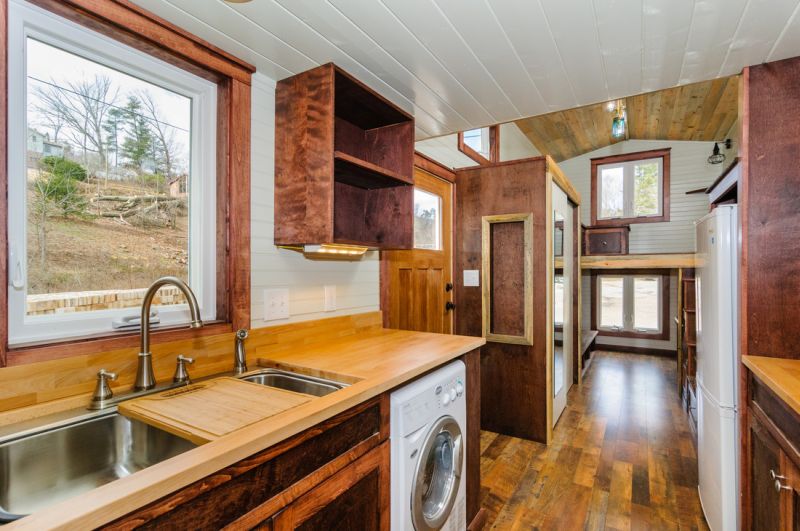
top-left (696, 204), bottom-right (739, 531)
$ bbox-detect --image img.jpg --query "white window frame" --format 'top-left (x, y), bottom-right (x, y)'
top-left (596, 157), bottom-right (663, 221)
top-left (596, 274), bottom-right (663, 335)
top-left (7, 0), bottom-right (217, 346)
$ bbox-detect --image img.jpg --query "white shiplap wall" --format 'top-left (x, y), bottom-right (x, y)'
top-left (250, 73), bottom-right (380, 329)
top-left (563, 140), bottom-right (724, 350)
top-left (560, 140), bottom-right (722, 253)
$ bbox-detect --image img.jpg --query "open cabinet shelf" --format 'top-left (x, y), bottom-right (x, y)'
top-left (275, 63), bottom-right (415, 249)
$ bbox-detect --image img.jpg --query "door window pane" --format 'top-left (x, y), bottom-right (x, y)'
top-left (633, 162), bottom-right (660, 216)
top-left (599, 277), bottom-right (624, 328)
top-left (25, 38), bottom-right (192, 317)
top-left (413, 188), bottom-right (441, 250)
top-left (634, 277), bottom-right (660, 330)
top-left (599, 166), bottom-right (624, 219)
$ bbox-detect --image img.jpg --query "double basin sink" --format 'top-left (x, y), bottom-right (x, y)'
top-left (0, 369), bottom-right (346, 522)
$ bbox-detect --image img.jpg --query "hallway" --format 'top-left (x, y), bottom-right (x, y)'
top-left (479, 351), bottom-right (708, 530)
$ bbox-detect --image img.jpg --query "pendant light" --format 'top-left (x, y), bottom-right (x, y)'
top-left (611, 100), bottom-right (627, 139)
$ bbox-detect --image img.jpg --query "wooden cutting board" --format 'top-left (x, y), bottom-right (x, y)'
top-left (118, 377), bottom-right (312, 444)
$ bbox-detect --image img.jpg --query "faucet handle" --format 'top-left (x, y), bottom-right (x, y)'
top-left (173, 355), bottom-right (195, 384)
top-left (92, 369), bottom-right (118, 405)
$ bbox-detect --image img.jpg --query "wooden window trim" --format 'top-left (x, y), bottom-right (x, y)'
top-left (0, 0), bottom-right (256, 367)
top-left (590, 269), bottom-right (670, 341)
top-left (590, 148), bottom-right (671, 227)
top-left (458, 125), bottom-right (499, 165)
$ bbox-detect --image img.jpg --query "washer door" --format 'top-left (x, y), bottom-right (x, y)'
top-left (411, 415), bottom-right (463, 531)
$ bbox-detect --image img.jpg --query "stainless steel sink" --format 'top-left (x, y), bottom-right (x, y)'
top-left (239, 369), bottom-right (346, 397)
top-left (0, 412), bottom-right (195, 521)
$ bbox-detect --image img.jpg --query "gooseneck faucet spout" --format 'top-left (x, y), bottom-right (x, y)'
top-left (135, 276), bottom-right (203, 391)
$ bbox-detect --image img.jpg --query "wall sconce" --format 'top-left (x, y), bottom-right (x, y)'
top-left (707, 139), bottom-right (733, 165)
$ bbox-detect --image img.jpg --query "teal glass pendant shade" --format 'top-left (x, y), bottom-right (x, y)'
top-left (611, 114), bottom-right (626, 139)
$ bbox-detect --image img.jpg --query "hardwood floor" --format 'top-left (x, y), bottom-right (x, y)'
top-left (479, 351), bottom-right (708, 530)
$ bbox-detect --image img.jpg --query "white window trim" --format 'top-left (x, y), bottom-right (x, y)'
top-left (7, 0), bottom-right (217, 346)
top-left (596, 157), bottom-right (663, 221)
top-left (597, 275), bottom-right (663, 334)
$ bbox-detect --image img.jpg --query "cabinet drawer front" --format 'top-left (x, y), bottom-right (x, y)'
top-left (586, 230), bottom-right (627, 255)
top-left (107, 397), bottom-right (386, 530)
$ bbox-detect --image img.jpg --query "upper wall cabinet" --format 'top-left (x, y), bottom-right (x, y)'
top-left (274, 63), bottom-right (415, 249)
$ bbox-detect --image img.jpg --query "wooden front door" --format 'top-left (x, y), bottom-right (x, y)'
top-left (382, 168), bottom-right (453, 334)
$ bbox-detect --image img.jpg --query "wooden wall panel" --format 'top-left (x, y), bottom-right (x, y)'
top-left (456, 158), bottom-right (549, 442)
top-left (489, 221), bottom-right (526, 337)
top-left (743, 57), bottom-right (800, 359)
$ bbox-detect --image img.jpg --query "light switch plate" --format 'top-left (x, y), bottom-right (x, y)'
top-left (324, 285), bottom-right (336, 312)
top-left (463, 270), bottom-right (480, 287)
top-left (264, 288), bottom-right (289, 321)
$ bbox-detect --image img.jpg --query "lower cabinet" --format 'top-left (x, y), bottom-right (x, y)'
top-left (106, 396), bottom-right (388, 530)
top-left (748, 375), bottom-right (800, 530)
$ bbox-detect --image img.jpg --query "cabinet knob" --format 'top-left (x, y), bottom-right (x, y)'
top-left (771, 469), bottom-right (791, 493)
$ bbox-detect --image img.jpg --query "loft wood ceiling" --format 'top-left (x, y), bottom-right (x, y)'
top-left (133, 0), bottom-right (799, 140)
top-left (515, 76), bottom-right (739, 162)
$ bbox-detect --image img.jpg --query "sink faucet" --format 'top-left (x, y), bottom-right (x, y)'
top-left (234, 329), bottom-right (249, 375)
top-left (135, 276), bottom-right (203, 391)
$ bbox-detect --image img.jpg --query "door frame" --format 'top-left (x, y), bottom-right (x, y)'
top-left (380, 154), bottom-right (455, 331)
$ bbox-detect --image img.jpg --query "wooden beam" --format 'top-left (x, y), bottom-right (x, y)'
top-left (581, 253), bottom-right (696, 269)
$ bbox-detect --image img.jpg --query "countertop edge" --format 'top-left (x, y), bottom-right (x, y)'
top-left (8, 334), bottom-right (485, 530)
top-left (742, 355), bottom-right (800, 416)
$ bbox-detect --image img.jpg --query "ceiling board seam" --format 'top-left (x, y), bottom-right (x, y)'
top-left (676, 0), bottom-right (698, 85)
top-left (766, 0), bottom-right (800, 61)
top-left (325, 0), bottom-right (490, 126)
top-left (716, 0), bottom-right (751, 78)
top-left (378, 0), bottom-right (520, 122)
top-left (159, 0), bottom-right (294, 78)
top-left (589, 0), bottom-right (610, 100)
top-left (536, 0), bottom-right (580, 105)
top-left (482, 0), bottom-right (548, 112)
top-left (233, 0), bottom-right (457, 136)
top-left (425, 0), bottom-right (524, 118)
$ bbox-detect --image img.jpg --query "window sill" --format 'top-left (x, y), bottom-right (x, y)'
top-left (597, 328), bottom-right (669, 341)
top-left (592, 214), bottom-right (669, 227)
top-left (7, 321), bottom-right (233, 366)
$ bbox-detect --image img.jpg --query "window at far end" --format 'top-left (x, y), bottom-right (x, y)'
top-left (594, 272), bottom-right (669, 340)
top-left (458, 125), bottom-right (498, 165)
top-left (592, 149), bottom-right (670, 226)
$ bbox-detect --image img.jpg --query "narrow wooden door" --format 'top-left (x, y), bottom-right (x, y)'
top-left (750, 418), bottom-right (783, 530)
top-left (382, 169), bottom-right (453, 334)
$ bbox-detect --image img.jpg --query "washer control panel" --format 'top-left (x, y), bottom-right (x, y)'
top-left (435, 375), bottom-right (465, 407)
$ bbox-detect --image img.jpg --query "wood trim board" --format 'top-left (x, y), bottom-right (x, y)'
top-left (581, 253), bottom-right (696, 269)
top-left (481, 213), bottom-right (533, 346)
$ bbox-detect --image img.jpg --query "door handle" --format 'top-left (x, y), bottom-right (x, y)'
top-left (445, 301), bottom-right (455, 311)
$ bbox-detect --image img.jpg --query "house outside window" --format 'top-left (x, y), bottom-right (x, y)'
top-left (590, 148), bottom-right (670, 226)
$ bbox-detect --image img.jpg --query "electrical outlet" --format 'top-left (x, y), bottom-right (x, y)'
top-left (324, 285), bottom-right (336, 312)
top-left (264, 288), bottom-right (289, 321)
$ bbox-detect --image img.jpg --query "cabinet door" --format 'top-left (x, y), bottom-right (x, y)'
top-left (751, 419), bottom-right (783, 530)
top-left (272, 441), bottom-right (389, 531)
top-left (781, 452), bottom-right (800, 531)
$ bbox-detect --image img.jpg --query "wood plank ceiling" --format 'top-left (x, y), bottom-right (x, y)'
top-left (515, 76), bottom-right (739, 162)
top-left (131, 0), bottom-right (799, 140)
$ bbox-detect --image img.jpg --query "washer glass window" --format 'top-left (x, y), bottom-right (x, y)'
top-left (413, 416), bottom-right (463, 530)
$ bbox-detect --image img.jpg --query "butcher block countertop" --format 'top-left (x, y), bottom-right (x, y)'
top-left (743, 355), bottom-right (800, 416)
top-left (10, 327), bottom-right (484, 530)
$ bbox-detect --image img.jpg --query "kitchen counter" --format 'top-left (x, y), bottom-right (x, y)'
top-left (742, 355), bottom-right (800, 416)
top-left (8, 327), bottom-right (484, 530)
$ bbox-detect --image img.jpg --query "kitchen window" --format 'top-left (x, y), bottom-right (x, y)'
top-left (6, 0), bottom-right (218, 345)
top-left (590, 148), bottom-right (670, 226)
top-left (592, 271), bottom-right (670, 340)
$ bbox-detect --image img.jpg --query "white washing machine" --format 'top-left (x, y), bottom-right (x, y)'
top-left (390, 360), bottom-right (467, 531)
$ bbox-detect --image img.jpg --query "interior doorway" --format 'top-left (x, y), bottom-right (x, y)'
top-left (552, 182), bottom-right (574, 425)
top-left (381, 168), bottom-right (454, 334)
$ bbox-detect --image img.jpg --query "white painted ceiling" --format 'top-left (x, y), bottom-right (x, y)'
top-left (133, 0), bottom-right (800, 139)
